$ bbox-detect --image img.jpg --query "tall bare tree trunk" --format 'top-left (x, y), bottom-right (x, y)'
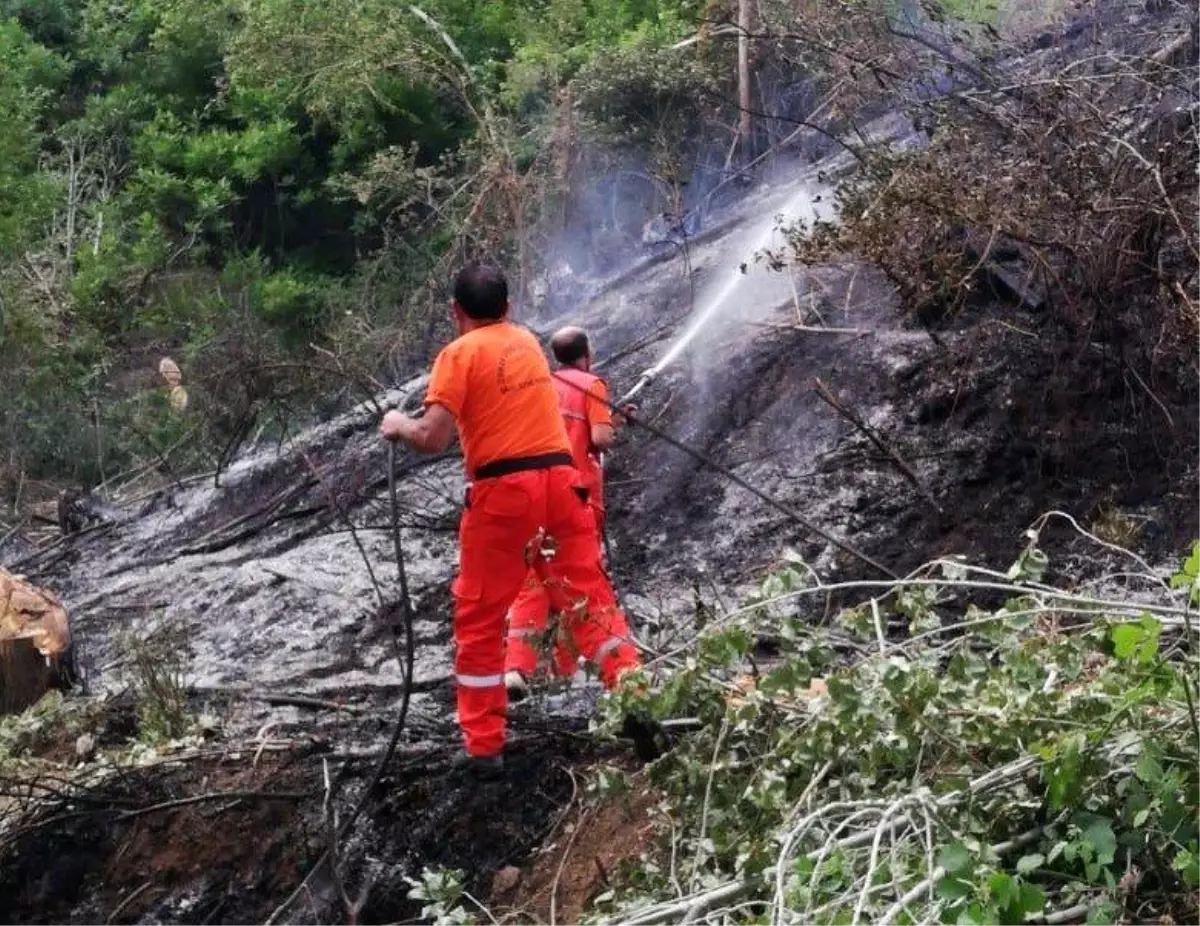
top-left (737, 0), bottom-right (754, 161)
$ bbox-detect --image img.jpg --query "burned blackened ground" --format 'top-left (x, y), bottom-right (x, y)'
top-left (3, 216), bottom-right (1194, 925)
top-left (8, 245), bottom-right (1186, 926)
top-left (597, 253), bottom-right (1196, 601)
top-left (0, 722), bottom-right (610, 925)
top-left (0, 750), bottom-right (317, 925)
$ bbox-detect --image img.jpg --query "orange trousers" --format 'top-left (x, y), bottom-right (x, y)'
top-left (451, 466), bottom-right (637, 758)
top-left (505, 505), bottom-right (607, 680)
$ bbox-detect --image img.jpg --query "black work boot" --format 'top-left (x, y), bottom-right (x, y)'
top-left (621, 713), bottom-right (668, 763)
top-left (504, 670), bottom-right (530, 704)
top-left (467, 753), bottom-right (505, 782)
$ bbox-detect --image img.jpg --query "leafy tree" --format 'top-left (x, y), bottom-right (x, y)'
top-left (0, 20), bottom-right (65, 259)
top-left (0, 0), bottom-right (726, 484)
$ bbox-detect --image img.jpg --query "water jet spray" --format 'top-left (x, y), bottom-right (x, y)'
top-left (616, 184), bottom-right (825, 407)
top-left (598, 176), bottom-right (894, 577)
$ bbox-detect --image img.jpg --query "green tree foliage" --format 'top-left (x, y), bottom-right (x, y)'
top-left (0, 0), bottom-right (707, 488)
top-left (0, 20), bottom-right (64, 259)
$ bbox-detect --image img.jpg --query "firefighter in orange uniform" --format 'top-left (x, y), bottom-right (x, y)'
top-left (380, 264), bottom-right (644, 778)
top-left (503, 326), bottom-right (634, 699)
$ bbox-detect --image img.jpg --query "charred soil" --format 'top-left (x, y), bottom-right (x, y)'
top-left (0, 732), bottom-right (627, 926)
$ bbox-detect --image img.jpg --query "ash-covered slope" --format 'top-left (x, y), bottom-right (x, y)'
top-left (3, 142), bottom-right (881, 711)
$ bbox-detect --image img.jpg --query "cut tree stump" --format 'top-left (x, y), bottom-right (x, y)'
top-left (0, 569), bottom-right (75, 715)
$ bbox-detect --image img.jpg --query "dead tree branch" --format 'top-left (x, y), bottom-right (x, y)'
top-left (812, 377), bottom-right (941, 512)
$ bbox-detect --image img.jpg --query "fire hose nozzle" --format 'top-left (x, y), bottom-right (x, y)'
top-left (618, 370), bottom-right (656, 407)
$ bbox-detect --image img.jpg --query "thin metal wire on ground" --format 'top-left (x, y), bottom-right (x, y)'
top-left (264, 441), bottom-right (417, 925)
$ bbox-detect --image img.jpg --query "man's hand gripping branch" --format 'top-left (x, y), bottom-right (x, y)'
top-left (380, 404), bottom-right (456, 454)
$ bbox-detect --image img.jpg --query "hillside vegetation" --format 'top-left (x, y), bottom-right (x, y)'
top-left (5, 0), bottom-right (1191, 503)
top-left (0, 0), bottom-right (727, 494)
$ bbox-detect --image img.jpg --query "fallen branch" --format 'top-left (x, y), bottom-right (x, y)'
top-left (812, 377), bottom-right (941, 512)
top-left (1037, 902), bottom-right (1093, 925)
top-left (105, 880), bottom-right (157, 925)
top-left (616, 880), bottom-right (753, 925)
top-left (6, 519), bottom-right (115, 572)
top-left (1, 787), bottom-right (315, 852)
top-left (115, 788), bottom-right (314, 821)
top-left (0, 522), bottom-right (24, 550)
top-left (876, 821), bottom-right (1048, 925)
top-left (321, 757), bottom-right (367, 925)
top-left (256, 693), bottom-right (366, 715)
top-left (746, 322), bottom-right (865, 335)
top-left (613, 759), bottom-right (1053, 925)
top-left (178, 473), bottom-right (324, 556)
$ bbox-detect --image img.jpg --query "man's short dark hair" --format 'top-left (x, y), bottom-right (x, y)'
top-left (551, 328), bottom-right (590, 366)
top-left (453, 262), bottom-right (509, 320)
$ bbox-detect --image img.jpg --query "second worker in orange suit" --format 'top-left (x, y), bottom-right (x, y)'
top-left (503, 326), bottom-right (635, 700)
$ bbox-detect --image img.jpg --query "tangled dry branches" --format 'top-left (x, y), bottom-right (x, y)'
top-left (791, 27), bottom-right (1198, 383)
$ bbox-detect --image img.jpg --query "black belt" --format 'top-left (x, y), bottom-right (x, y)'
top-left (473, 452), bottom-right (572, 481)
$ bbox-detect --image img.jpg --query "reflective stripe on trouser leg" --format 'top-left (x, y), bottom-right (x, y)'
top-left (453, 664), bottom-right (506, 758)
top-left (594, 635), bottom-right (623, 663)
top-left (504, 570), bottom-right (550, 676)
top-left (453, 472), bottom-right (542, 758)
top-left (537, 466), bottom-right (643, 689)
top-left (457, 673), bottom-right (504, 687)
top-left (505, 569), bottom-right (579, 680)
top-left (579, 621), bottom-right (641, 688)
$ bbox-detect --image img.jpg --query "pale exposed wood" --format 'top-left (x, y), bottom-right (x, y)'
top-left (0, 569), bottom-right (73, 715)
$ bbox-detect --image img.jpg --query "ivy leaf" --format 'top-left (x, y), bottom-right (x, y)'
top-left (1045, 733), bottom-right (1085, 810)
top-left (939, 841), bottom-right (972, 875)
top-left (937, 876), bottom-right (973, 902)
top-left (1111, 614), bottom-right (1161, 663)
top-left (1134, 750), bottom-right (1164, 784)
top-left (1081, 816), bottom-right (1117, 866)
top-left (1173, 847), bottom-right (1199, 888)
top-left (1017, 881), bottom-right (1045, 918)
top-left (837, 606), bottom-right (875, 641)
top-left (992, 872), bottom-right (1046, 924)
top-left (988, 872), bottom-right (1018, 909)
top-left (956, 902), bottom-right (1000, 926)
top-left (698, 627), bottom-right (752, 667)
top-left (1085, 900), bottom-right (1117, 925)
top-left (761, 660), bottom-right (812, 696)
top-left (1169, 541), bottom-right (1200, 605)
top-left (1007, 544), bottom-right (1048, 582)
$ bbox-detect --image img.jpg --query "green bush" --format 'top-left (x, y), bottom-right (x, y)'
top-left (590, 537), bottom-right (1200, 925)
top-left (573, 33), bottom-right (718, 151)
top-left (124, 621), bottom-right (192, 745)
top-left (255, 269), bottom-right (332, 351)
top-left (0, 0), bottom-right (730, 498)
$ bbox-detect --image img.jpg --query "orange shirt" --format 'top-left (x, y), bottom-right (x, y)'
top-left (582, 377), bottom-right (612, 433)
top-left (424, 322), bottom-right (571, 476)
top-left (553, 367), bottom-right (611, 493)
top-left (554, 369), bottom-right (612, 443)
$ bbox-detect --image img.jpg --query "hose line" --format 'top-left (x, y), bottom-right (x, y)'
top-left (265, 441), bottom-right (418, 924)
